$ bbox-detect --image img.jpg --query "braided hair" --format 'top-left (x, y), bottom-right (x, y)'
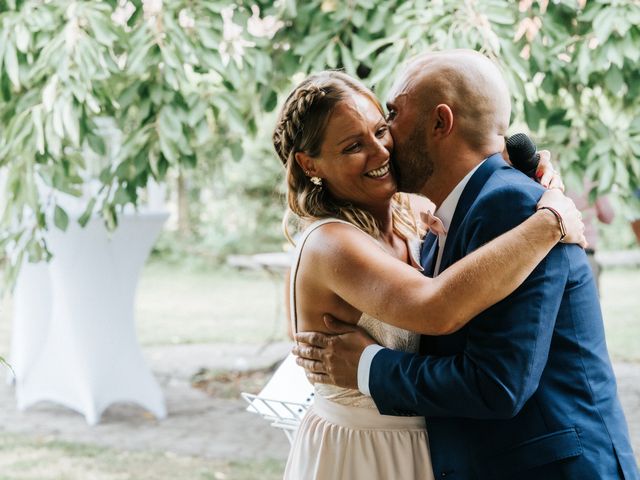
top-left (273, 71), bottom-right (422, 244)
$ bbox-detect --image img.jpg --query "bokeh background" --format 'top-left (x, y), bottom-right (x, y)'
top-left (0, 0), bottom-right (639, 478)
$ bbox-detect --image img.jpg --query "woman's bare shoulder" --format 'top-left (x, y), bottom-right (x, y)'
top-left (302, 221), bottom-right (374, 258)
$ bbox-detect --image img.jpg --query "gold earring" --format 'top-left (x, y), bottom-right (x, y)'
top-left (310, 176), bottom-right (323, 187)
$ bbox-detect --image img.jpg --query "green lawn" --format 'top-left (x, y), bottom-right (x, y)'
top-left (0, 433), bottom-right (284, 480)
top-left (134, 262), bottom-right (289, 346)
top-left (600, 267), bottom-right (640, 362)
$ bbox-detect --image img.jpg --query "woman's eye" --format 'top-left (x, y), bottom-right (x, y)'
top-left (376, 126), bottom-right (388, 138)
top-left (344, 142), bottom-right (361, 153)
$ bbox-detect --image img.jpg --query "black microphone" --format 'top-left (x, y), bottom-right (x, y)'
top-left (506, 133), bottom-right (539, 178)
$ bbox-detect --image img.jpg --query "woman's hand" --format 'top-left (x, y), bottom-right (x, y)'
top-left (537, 189), bottom-right (587, 248)
top-left (535, 150), bottom-right (564, 190)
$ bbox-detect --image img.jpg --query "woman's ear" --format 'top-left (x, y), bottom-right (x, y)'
top-left (295, 151), bottom-right (319, 177)
top-left (432, 104), bottom-right (454, 138)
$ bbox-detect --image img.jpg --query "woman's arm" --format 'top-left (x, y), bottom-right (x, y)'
top-left (308, 189), bottom-right (584, 336)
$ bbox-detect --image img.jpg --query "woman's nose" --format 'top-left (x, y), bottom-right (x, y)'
top-left (372, 136), bottom-right (391, 160)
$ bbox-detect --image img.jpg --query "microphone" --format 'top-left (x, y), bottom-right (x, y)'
top-left (506, 133), bottom-right (539, 178)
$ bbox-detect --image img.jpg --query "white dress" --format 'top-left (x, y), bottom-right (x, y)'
top-left (283, 219), bottom-right (435, 480)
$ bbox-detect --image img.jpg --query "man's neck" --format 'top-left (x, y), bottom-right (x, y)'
top-left (419, 162), bottom-right (479, 207)
top-left (418, 134), bottom-right (504, 206)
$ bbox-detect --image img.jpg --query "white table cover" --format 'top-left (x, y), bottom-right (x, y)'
top-left (11, 212), bottom-right (168, 425)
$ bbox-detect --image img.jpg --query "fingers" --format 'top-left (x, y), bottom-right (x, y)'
top-left (535, 150), bottom-right (565, 191)
top-left (548, 174), bottom-right (565, 192)
top-left (537, 152), bottom-right (553, 188)
top-left (323, 314), bottom-right (357, 334)
top-left (291, 344), bottom-right (323, 361)
top-left (294, 331), bottom-right (330, 348)
top-left (295, 356), bottom-right (326, 374)
top-left (536, 162), bottom-right (555, 188)
top-left (305, 372), bottom-right (330, 385)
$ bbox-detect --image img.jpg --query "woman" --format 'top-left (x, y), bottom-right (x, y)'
top-left (272, 71), bottom-right (584, 479)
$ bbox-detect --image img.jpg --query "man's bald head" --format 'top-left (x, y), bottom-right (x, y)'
top-left (392, 49), bottom-right (511, 151)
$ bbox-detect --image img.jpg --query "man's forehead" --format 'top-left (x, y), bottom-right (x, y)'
top-left (387, 75), bottom-right (411, 103)
top-left (387, 72), bottom-right (420, 104)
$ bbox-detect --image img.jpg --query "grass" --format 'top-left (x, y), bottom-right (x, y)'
top-left (600, 267), bottom-right (640, 362)
top-left (0, 433), bottom-right (284, 480)
top-left (133, 262), bottom-right (289, 346)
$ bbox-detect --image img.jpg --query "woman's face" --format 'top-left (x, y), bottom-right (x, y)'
top-left (312, 93), bottom-right (396, 210)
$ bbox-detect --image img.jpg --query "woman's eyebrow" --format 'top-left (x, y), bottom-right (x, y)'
top-left (337, 132), bottom-right (362, 146)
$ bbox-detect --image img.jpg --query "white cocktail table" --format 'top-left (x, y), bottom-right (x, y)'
top-left (11, 211), bottom-right (168, 425)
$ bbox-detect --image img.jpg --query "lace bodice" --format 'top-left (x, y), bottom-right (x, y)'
top-left (290, 218), bottom-right (422, 409)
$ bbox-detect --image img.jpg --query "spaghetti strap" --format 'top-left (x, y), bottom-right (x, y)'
top-left (288, 218), bottom-right (357, 336)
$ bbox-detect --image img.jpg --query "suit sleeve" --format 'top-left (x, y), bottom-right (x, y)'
top-left (369, 185), bottom-right (570, 419)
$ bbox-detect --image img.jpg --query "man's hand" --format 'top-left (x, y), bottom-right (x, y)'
top-left (292, 315), bottom-right (377, 390)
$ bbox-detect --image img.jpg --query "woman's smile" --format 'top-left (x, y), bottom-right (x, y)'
top-left (364, 162), bottom-right (391, 179)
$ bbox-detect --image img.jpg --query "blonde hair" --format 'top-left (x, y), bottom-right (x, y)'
top-left (273, 71), bottom-right (422, 244)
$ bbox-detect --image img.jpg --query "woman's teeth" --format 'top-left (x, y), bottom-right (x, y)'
top-left (366, 163), bottom-right (390, 178)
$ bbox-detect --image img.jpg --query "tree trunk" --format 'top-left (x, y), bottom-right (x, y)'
top-left (177, 170), bottom-right (190, 236)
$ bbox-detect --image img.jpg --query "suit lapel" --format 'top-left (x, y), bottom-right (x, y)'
top-left (420, 232), bottom-right (438, 275)
top-left (439, 154), bottom-right (507, 272)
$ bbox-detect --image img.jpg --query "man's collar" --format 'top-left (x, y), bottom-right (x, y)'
top-left (435, 160), bottom-right (486, 232)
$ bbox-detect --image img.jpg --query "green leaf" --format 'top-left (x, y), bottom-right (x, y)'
top-left (230, 141), bottom-right (243, 161)
top-left (103, 204), bottom-right (118, 231)
top-left (325, 41), bottom-right (338, 68)
top-left (62, 98), bottom-right (80, 146)
top-left (15, 23), bottom-right (30, 53)
top-left (159, 106), bottom-right (182, 142)
top-left (87, 133), bottom-right (107, 156)
top-left (31, 106), bottom-right (45, 154)
top-left (367, 44), bottom-right (402, 86)
top-left (604, 66), bottom-right (624, 95)
top-left (54, 205), bottom-right (69, 231)
top-left (593, 7), bottom-right (616, 44)
top-left (260, 88), bottom-right (278, 112)
top-left (294, 31), bottom-right (332, 57)
top-left (339, 41), bottom-right (356, 75)
top-left (113, 186), bottom-right (131, 205)
top-left (86, 12), bottom-right (118, 46)
top-left (354, 37), bottom-right (394, 61)
top-left (4, 39), bottom-right (19, 88)
top-left (524, 102), bottom-right (541, 131)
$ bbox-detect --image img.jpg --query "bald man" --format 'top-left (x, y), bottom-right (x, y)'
top-left (295, 50), bottom-right (639, 479)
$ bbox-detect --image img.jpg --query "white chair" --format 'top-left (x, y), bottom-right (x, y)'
top-left (242, 353), bottom-right (314, 444)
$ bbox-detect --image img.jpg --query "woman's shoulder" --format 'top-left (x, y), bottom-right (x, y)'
top-left (298, 219), bottom-right (377, 263)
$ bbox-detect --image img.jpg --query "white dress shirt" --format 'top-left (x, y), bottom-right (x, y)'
top-left (357, 161), bottom-right (485, 396)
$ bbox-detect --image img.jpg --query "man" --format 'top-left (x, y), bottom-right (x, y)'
top-left (294, 50), bottom-right (638, 479)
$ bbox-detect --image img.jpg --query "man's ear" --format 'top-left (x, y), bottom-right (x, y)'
top-left (295, 151), bottom-right (320, 177)
top-left (432, 104), bottom-right (454, 138)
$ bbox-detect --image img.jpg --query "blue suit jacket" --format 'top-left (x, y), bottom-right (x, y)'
top-left (370, 155), bottom-right (639, 479)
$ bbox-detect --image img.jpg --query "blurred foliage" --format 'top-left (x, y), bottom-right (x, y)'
top-left (1, 0), bottom-right (639, 286)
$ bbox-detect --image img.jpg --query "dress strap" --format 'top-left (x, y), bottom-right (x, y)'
top-left (289, 218), bottom-right (355, 336)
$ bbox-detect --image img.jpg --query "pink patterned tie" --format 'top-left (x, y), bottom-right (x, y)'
top-left (421, 211), bottom-right (448, 236)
